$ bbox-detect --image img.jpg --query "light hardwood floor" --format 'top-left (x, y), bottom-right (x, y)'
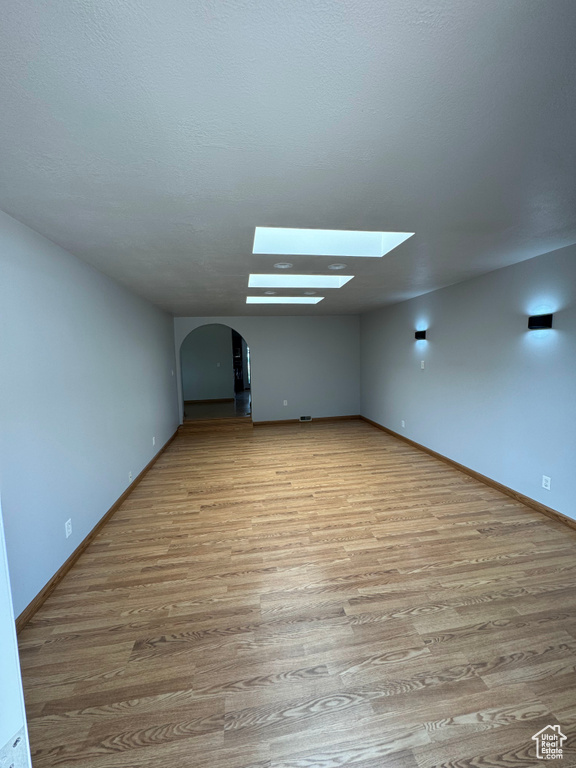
top-left (18, 419), bottom-right (576, 768)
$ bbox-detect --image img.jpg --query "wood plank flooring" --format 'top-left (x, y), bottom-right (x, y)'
top-left (18, 419), bottom-right (576, 768)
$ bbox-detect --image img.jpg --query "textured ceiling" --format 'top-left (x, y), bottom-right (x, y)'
top-left (1, 0), bottom-right (575, 316)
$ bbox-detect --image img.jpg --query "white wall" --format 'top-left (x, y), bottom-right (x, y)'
top-left (175, 316), bottom-right (361, 423)
top-left (181, 324), bottom-right (234, 401)
top-left (0, 210), bottom-right (180, 617)
top-left (361, 245), bottom-right (576, 520)
top-left (0, 497), bottom-right (32, 766)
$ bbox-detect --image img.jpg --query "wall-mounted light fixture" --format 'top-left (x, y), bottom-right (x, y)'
top-left (415, 330), bottom-right (427, 340)
top-left (528, 313), bottom-right (553, 330)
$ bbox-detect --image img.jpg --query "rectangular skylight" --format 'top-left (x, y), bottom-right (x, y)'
top-left (248, 274), bottom-right (353, 289)
top-left (253, 227), bottom-right (414, 257)
top-left (246, 296), bottom-right (324, 304)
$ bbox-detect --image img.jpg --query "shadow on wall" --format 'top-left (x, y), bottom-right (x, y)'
top-left (180, 323), bottom-right (251, 420)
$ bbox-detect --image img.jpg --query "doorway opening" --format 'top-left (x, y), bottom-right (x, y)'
top-left (180, 324), bottom-right (251, 421)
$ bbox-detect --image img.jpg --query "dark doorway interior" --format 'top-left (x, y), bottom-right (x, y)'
top-left (232, 330), bottom-right (246, 394)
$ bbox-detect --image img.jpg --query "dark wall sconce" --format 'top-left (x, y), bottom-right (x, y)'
top-left (415, 330), bottom-right (427, 340)
top-left (528, 313), bottom-right (553, 330)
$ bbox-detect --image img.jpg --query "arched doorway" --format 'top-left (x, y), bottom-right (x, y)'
top-left (180, 324), bottom-right (251, 421)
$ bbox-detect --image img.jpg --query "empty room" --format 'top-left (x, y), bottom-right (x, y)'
top-left (1, 2), bottom-right (576, 767)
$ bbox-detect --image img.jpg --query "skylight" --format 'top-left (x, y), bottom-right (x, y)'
top-left (248, 274), bottom-right (353, 289)
top-left (246, 296), bottom-right (324, 305)
top-left (253, 227), bottom-right (414, 258)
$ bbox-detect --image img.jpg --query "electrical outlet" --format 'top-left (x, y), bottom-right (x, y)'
top-left (542, 475), bottom-right (551, 491)
top-left (171, 369), bottom-right (174, 376)
top-left (421, 360), bottom-right (425, 369)
top-left (401, 420), bottom-right (406, 428)
top-left (128, 471), bottom-right (133, 482)
top-left (283, 400), bottom-right (288, 406)
top-left (65, 519), bottom-right (72, 538)
top-left (152, 436), bottom-right (156, 447)
top-left (0, 726), bottom-right (28, 768)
